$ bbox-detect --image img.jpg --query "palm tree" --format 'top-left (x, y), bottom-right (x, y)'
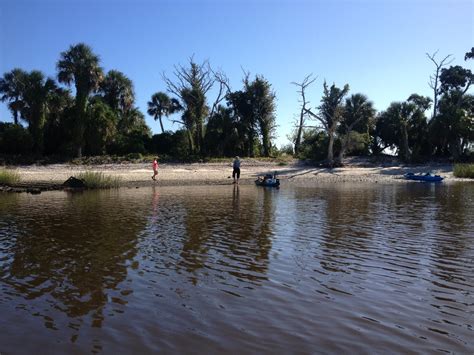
top-left (226, 87), bottom-right (252, 157)
top-left (248, 76), bottom-right (276, 157)
top-left (162, 59), bottom-right (213, 155)
top-left (118, 107), bottom-right (151, 136)
top-left (100, 70), bottom-right (135, 114)
top-left (0, 68), bottom-right (28, 125)
top-left (377, 102), bottom-right (418, 162)
top-left (85, 97), bottom-right (118, 155)
top-left (43, 87), bottom-right (74, 155)
top-left (57, 43), bottom-right (103, 157)
top-left (147, 92), bottom-right (172, 133)
top-left (21, 71), bottom-right (58, 154)
top-left (338, 93), bottom-right (375, 162)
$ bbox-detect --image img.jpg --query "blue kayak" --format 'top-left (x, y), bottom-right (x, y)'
top-left (404, 172), bottom-right (444, 182)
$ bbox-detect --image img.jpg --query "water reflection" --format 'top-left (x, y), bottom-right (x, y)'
top-left (426, 184), bottom-right (474, 344)
top-left (145, 185), bottom-right (274, 287)
top-left (319, 185), bottom-right (378, 274)
top-left (1, 190), bottom-right (144, 335)
top-left (0, 183), bottom-right (472, 353)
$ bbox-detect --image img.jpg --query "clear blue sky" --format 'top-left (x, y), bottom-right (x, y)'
top-left (1, 0), bottom-right (473, 147)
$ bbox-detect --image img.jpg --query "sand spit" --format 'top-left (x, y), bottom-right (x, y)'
top-left (1, 158), bottom-right (470, 192)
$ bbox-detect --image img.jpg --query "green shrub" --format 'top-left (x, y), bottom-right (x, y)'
top-left (0, 123), bottom-right (33, 154)
top-left (76, 171), bottom-right (121, 189)
top-left (297, 130), bottom-right (328, 161)
top-left (453, 164), bottom-right (474, 178)
top-left (148, 132), bottom-right (175, 155)
top-left (277, 144), bottom-right (295, 156)
top-left (126, 152), bottom-right (143, 161)
top-left (0, 168), bottom-right (21, 185)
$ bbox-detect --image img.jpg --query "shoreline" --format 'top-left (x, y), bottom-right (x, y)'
top-left (1, 159), bottom-right (471, 193)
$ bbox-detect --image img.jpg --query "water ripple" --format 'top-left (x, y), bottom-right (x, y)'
top-left (0, 183), bottom-right (473, 353)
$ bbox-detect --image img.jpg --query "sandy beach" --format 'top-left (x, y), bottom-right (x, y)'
top-left (3, 157), bottom-right (469, 190)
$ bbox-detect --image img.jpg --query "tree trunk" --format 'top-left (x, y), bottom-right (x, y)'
top-left (400, 123), bottom-right (410, 162)
top-left (158, 114), bottom-right (164, 133)
top-left (449, 139), bottom-right (461, 161)
top-left (247, 128), bottom-right (255, 157)
top-left (432, 69), bottom-right (439, 119)
top-left (194, 121), bottom-right (204, 156)
top-left (37, 109), bottom-right (46, 155)
top-left (74, 94), bottom-right (88, 158)
top-left (198, 122), bottom-right (204, 156)
top-left (337, 135), bottom-right (348, 164)
top-left (187, 130), bottom-right (195, 154)
top-left (294, 109), bottom-right (304, 154)
top-left (262, 129), bottom-right (270, 157)
top-left (30, 109), bottom-right (46, 155)
top-left (327, 132), bottom-right (335, 163)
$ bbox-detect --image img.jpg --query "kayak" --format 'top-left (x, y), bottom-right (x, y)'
top-left (255, 178), bottom-right (280, 187)
top-left (404, 172), bottom-right (444, 182)
top-left (255, 173), bottom-right (280, 187)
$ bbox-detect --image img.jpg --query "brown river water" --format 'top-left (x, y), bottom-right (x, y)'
top-left (0, 183), bottom-right (473, 354)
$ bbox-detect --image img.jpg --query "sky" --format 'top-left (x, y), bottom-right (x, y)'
top-left (1, 0), bottom-right (473, 148)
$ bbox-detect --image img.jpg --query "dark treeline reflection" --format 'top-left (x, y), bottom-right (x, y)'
top-left (0, 190), bottom-right (147, 330)
top-left (0, 184), bottom-right (472, 353)
top-left (141, 185), bottom-right (275, 287)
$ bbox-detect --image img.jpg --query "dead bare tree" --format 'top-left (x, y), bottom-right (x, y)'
top-left (162, 57), bottom-right (230, 155)
top-left (304, 82), bottom-right (349, 165)
top-left (291, 74), bottom-right (317, 154)
top-left (163, 58), bottom-right (214, 98)
top-left (426, 50), bottom-right (454, 118)
top-left (209, 68), bottom-right (231, 118)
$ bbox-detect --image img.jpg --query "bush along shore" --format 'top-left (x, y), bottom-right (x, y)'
top-left (0, 169), bottom-right (122, 194)
top-left (76, 172), bottom-right (122, 189)
top-left (0, 168), bottom-right (20, 185)
top-left (453, 164), bottom-right (474, 178)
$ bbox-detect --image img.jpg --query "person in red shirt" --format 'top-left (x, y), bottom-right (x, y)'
top-left (152, 157), bottom-right (159, 180)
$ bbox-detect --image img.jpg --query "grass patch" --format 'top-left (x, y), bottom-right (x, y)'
top-left (453, 164), bottom-right (474, 178)
top-left (76, 171), bottom-right (122, 189)
top-left (0, 168), bottom-right (21, 185)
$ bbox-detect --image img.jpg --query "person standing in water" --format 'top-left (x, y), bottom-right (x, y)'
top-left (232, 156), bottom-right (241, 184)
top-left (152, 157), bottom-right (159, 181)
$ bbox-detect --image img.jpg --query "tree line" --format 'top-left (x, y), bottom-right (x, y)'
top-left (0, 43), bottom-right (472, 163)
top-left (292, 48), bottom-right (474, 165)
top-left (0, 43), bottom-right (276, 160)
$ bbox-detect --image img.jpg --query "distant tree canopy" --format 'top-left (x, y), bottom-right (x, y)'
top-left (0, 46), bottom-right (278, 160)
top-left (0, 44), bottom-right (472, 163)
top-left (226, 74), bottom-right (277, 157)
top-left (293, 47), bottom-right (473, 164)
top-left (161, 58), bottom-right (276, 158)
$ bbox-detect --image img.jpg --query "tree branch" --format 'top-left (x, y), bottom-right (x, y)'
top-left (209, 69), bottom-right (230, 118)
top-left (304, 107), bottom-right (328, 131)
